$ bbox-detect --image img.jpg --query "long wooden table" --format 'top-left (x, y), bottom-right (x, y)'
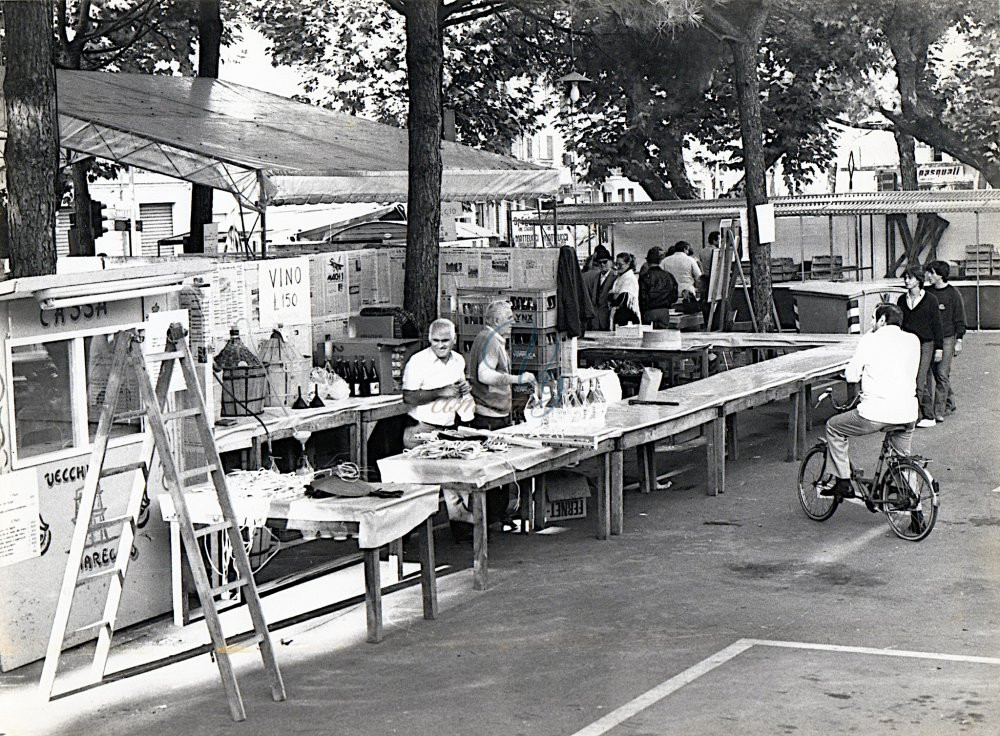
top-left (603, 340), bottom-right (857, 501)
top-left (159, 482), bottom-right (440, 643)
top-left (377, 435), bottom-right (620, 591)
top-left (213, 395), bottom-right (409, 471)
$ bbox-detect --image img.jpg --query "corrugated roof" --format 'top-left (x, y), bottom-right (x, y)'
top-left (519, 190), bottom-right (1000, 225)
top-left (52, 71), bottom-right (559, 209)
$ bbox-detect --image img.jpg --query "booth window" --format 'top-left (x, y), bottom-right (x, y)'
top-left (9, 328), bottom-right (146, 464)
top-left (11, 341), bottom-right (74, 459)
top-left (84, 334), bottom-right (143, 443)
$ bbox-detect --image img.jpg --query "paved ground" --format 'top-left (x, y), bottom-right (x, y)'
top-left (3, 333), bottom-right (998, 736)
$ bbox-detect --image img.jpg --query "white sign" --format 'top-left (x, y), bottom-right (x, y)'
top-left (755, 203), bottom-right (776, 244)
top-left (258, 257), bottom-right (310, 329)
top-left (0, 469), bottom-right (41, 568)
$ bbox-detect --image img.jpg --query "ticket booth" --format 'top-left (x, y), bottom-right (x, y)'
top-left (0, 262), bottom-right (206, 671)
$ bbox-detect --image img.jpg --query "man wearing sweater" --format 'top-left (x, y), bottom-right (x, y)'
top-left (925, 261), bottom-right (967, 421)
top-left (897, 265), bottom-right (943, 428)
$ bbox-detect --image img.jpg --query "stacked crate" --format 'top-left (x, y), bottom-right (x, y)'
top-left (809, 255), bottom-right (843, 280)
top-left (508, 289), bottom-right (560, 386)
top-left (963, 243), bottom-right (998, 277)
top-left (770, 257), bottom-right (798, 283)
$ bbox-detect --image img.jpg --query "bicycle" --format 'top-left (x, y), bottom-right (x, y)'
top-left (797, 389), bottom-right (940, 541)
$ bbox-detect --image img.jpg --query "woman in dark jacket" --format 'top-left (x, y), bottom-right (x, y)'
top-left (897, 264), bottom-right (943, 427)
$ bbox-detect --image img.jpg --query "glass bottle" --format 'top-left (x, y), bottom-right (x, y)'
top-left (368, 359), bottom-right (381, 396)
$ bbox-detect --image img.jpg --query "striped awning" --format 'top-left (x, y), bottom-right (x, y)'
top-left (520, 190), bottom-right (1000, 225)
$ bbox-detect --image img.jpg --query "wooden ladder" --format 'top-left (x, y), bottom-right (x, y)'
top-left (39, 324), bottom-right (286, 721)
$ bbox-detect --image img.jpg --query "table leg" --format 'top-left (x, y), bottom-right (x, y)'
top-left (706, 415), bottom-right (726, 495)
top-left (596, 454), bottom-right (610, 540)
top-left (519, 479), bottom-right (532, 534)
top-left (472, 491), bottom-right (488, 591)
top-left (533, 475), bottom-right (547, 533)
top-left (170, 521), bottom-right (184, 627)
top-left (700, 347), bottom-right (710, 379)
top-left (804, 385), bottom-right (814, 430)
top-left (637, 443), bottom-right (655, 494)
top-left (363, 548), bottom-right (383, 643)
top-left (389, 538), bottom-right (404, 581)
top-left (726, 413), bottom-right (740, 461)
top-left (352, 419), bottom-right (365, 475)
top-left (610, 448), bottom-right (624, 536)
top-left (787, 387), bottom-right (805, 462)
top-left (418, 517), bottom-right (437, 620)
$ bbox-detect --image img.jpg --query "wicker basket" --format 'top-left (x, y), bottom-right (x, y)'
top-left (214, 328), bottom-right (266, 416)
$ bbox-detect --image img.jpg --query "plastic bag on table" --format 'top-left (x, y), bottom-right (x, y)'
top-left (311, 366), bottom-right (350, 401)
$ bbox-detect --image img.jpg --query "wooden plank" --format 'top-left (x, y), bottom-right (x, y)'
top-left (609, 449), bottom-right (624, 536)
top-left (418, 518), bottom-right (438, 620)
top-left (363, 549), bottom-right (383, 643)
top-left (706, 415), bottom-right (726, 496)
top-left (533, 475), bottom-right (547, 533)
top-left (472, 491), bottom-right (488, 591)
top-left (596, 454), bottom-right (610, 540)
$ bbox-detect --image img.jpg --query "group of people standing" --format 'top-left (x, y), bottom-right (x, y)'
top-left (581, 240), bottom-right (708, 330)
top-left (897, 260), bottom-right (967, 427)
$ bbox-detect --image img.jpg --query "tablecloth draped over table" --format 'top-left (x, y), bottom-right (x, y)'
top-left (159, 484), bottom-right (440, 549)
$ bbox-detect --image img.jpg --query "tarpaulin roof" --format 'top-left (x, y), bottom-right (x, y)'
top-left (53, 70), bottom-right (558, 209)
top-left (520, 190), bottom-right (1000, 225)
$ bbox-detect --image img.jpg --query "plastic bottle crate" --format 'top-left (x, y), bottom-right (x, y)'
top-left (509, 290), bottom-right (558, 329)
top-left (510, 326), bottom-right (560, 366)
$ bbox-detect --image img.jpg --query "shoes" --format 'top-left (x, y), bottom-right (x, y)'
top-left (818, 477), bottom-right (852, 498)
top-left (916, 418), bottom-right (937, 428)
top-left (909, 509), bottom-right (926, 535)
top-left (935, 416), bottom-right (945, 423)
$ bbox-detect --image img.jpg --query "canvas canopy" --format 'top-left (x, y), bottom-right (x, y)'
top-left (51, 70), bottom-right (558, 210)
top-left (522, 190), bottom-right (1000, 225)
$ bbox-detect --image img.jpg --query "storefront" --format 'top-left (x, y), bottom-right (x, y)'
top-left (0, 262), bottom-right (207, 671)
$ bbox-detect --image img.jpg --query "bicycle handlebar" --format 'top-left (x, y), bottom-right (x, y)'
top-left (814, 382), bottom-right (860, 412)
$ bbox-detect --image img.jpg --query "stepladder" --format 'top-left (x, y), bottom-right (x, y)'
top-left (39, 323), bottom-right (286, 721)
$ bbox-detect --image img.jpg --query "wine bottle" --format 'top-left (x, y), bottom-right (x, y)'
top-left (368, 359), bottom-right (381, 396)
top-left (344, 359), bottom-right (356, 397)
top-left (355, 358), bottom-right (369, 397)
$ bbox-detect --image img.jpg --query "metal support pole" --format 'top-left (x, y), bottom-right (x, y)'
top-left (975, 210), bottom-right (981, 330)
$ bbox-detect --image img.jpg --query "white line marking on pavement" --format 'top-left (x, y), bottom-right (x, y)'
top-left (568, 638), bottom-right (1000, 736)
top-left (805, 525), bottom-right (886, 567)
top-left (567, 639), bottom-right (755, 736)
top-left (992, 485), bottom-right (1000, 493)
top-left (748, 638), bottom-right (1000, 665)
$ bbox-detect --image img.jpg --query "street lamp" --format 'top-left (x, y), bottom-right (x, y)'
top-left (556, 71), bottom-right (592, 104)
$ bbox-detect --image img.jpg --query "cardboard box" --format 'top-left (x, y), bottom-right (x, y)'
top-left (543, 471), bottom-right (591, 523)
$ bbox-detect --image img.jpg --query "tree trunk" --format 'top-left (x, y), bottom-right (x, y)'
top-left (886, 27), bottom-right (921, 191)
top-left (402, 0), bottom-right (444, 334)
top-left (658, 132), bottom-right (699, 199)
top-left (622, 161), bottom-right (676, 201)
top-left (3, 1), bottom-right (59, 277)
top-left (188, 0), bottom-right (223, 254)
top-left (70, 160), bottom-right (96, 255)
top-left (894, 130), bottom-right (918, 190)
top-left (729, 1), bottom-right (775, 332)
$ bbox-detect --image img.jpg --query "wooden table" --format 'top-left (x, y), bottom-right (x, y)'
top-left (159, 482), bottom-right (440, 643)
top-left (601, 340), bottom-right (857, 498)
top-left (377, 437), bottom-right (620, 591)
top-left (213, 395), bottom-right (407, 471)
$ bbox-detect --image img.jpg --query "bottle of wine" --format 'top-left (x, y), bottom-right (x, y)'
top-left (344, 359), bottom-right (356, 397)
top-left (368, 359), bottom-right (381, 396)
top-left (355, 358), bottom-right (369, 397)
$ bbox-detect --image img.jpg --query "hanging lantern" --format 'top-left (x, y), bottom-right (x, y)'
top-left (258, 325), bottom-right (292, 407)
top-left (214, 327), bottom-right (266, 417)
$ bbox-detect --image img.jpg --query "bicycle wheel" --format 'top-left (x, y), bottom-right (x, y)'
top-left (798, 445), bottom-right (839, 521)
top-left (880, 458), bottom-right (938, 541)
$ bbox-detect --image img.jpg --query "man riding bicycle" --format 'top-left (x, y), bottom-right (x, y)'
top-left (819, 303), bottom-right (919, 500)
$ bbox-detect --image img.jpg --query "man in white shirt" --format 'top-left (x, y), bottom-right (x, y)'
top-left (401, 318), bottom-right (473, 446)
top-left (820, 303), bottom-right (919, 497)
top-left (661, 241), bottom-right (703, 299)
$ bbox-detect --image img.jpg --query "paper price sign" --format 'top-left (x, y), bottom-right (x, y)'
top-left (259, 257), bottom-right (310, 328)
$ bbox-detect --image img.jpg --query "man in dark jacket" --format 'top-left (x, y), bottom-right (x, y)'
top-left (639, 246), bottom-right (678, 328)
top-left (582, 244), bottom-right (616, 330)
top-left (925, 260), bottom-right (966, 420)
